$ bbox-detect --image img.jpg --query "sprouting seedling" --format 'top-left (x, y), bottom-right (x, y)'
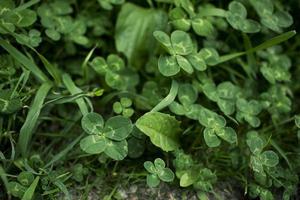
top-left (246, 131), bottom-right (279, 175)
top-left (236, 98), bottom-right (262, 128)
top-left (80, 112), bottom-right (133, 160)
top-left (153, 30), bottom-right (219, 76)
top-left (90, 54), bottom-right (139, 90)
top-left (144, 158), bottom-right (175, 187)
top-left (7, 172), bottom-right (34, 198)
top-left (249, 0), bottom-right (293, 33)
top-left (226, 1), bottom-right (261, 33)
top-left (198, 107), bottom-right (237, 147)
top-left (113, 97), bottom-right (134, 118)
top-left (202, 81), bottom-right (240, 115)
top-left (97, 0), bottom-right (125, 10)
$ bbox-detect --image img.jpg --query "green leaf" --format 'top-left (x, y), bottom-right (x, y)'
top-left (260, 150), bottom-right (279, 167)
top-left (80, 135), bottom-right (107, 154)
top-left (176, 55), bottom-right (194, 74)
top-left (8, 182), bottom-right (26, 198)
top-left (136, 112), bottom-right (181, 151)
top-left (103, 116), bottom-right (133, 141)
top-left (246, 131), bottom-right (264, 154)
top-left (157, 168), bottom-right (175, 182)
top-left (115, 3), bottom-right (167, 67)
top-left (171, 30), bottom-right (193, 55)
top-left (144, 161), bottom-right (156, 174)
top-left (180, 171), bottom-right (199, 187)
top-left (21, 176), bottom-right (39, 200)
top-left (216, 127), bottom-right (237, 144)
top-left (192, 18), bottom-right (215, 37)
top-left (90, 57), bottom-right (108, 75)
top-left (153, 30), bottom-right (173, 54)
top-left (178, 83), bottom-right (197, 106)
top-left (295, 115), bottom-right (300, 128)
top-left (158, 55), bottom-right (180, 76)
top-left (104, 140), bottom-right (128, 160)
top-left (17, 172), bottom-right (34, 187)
top-left (203, 128), bottom-right (221, 147)
top-left (81, 112), bottom-right (104, 135)
top-left (186, 53), bottom-right (207, 71)
top-left (198, 48), bottom-right (219, 66)
top-left (154, 158), bottom-right (166, 170)
top-left (146, 174), bottom-right (160, 187)
top-left (0, 90), bottom-right (22, 114)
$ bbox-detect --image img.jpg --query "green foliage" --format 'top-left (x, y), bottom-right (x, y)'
top-left (0, 0), bottom-right (299, 199)
top-left (144, 158), bottom-right (175, 187)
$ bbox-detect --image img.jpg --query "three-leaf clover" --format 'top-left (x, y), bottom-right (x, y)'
top-left (7, 172), bottom-right (34, 198)
top-left (16, 29), bottom-right (42, 47)
top-left (169, 83), bottom-right (202, 120)
top-left (198, 107), bottom-right (237, 147)
top-left (80, 112), bottom-right (133, 160)
top-left (0, 0), bottom-right (37, 34)
top-left (226, 1), bottom-right (261, 33)
top-left (202, 81), bottom-right (240, 115)
top-left (90, 54), bottom-right (139, 90)
top-left (153, 30), bottom-right (219, 76)
top-left (144, 158), bottom-right (175, 187)
top-left (236, 98), bottom-right (262, 127)
top-left (113, 97), bottom-right (134, 117)
top-left (246, 131), bottom-right (279, 174)
top-left (249, 0), bottom-right (293, 33)
top-left (168, 7), bottom-right (216, 38)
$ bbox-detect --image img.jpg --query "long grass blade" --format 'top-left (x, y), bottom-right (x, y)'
top-left (0, 39), bottom-right (49, 83)
top-left (151, 80), bottom-right (179, 112)
top-left (62, 73), bottom-right (89, 116)
top-left (21, 176), bottom-right (40, 200)
top-left (18, 82), bottom-right (52, 156)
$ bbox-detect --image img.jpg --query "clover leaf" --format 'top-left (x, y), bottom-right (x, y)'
top-left (169, 83), bottom-right (202, 120)
top-left (0, 89), bottom-right (22, 114)
top-left (169, 7), bottom-right (216, 38)
top-left (202, 81), bottom-right (240, 115)
top-left (113, 97), bottom-right (134, 117)
top-left (246, 131), bottom-right (279, 175)
top-left (236, 98), bottom-right (262, 127)
top-left (154, 30), bottom-right (219, 76)
top-left (16, 29), bottom-right (42, 47)
top-left (249, 0), bottom-right (293, 33)
top-left (0, 1), bottom-right (37, 34)
top-left (198, 107), bottom-right (237, 147)
top-left (144, 158), bottom-right (175, 187)
top-left (80, 112), bottom-right (133, 160)
top-left (90, 54), bottom-right (139, 90)
top-left (226, 1), bottom-right (260, 33)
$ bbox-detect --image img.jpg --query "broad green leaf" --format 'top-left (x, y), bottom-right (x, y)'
top-left (115, 3), bottom-right (167, 67)
top-left (186, 53), bottom-right (207, 71)
top-left (80, 135), bottom-right (107, 154)
top-left (176, 55), bottom-right (194, 74)
top-left (153, 30), bottom-right (173, 54)
top-left (228, 1), bottom-right (247, 18)
top-left (216, 127), bottom-right (237, 144)
top-left (260, 150), bottom-right (279, 167)
top-left (178, 83), bottom-right (197, 106)
top-left (103, 116), bottom-right (133, 141)
top-left (192, 18), bottom-right (215, 37)
top-left (157, 168), bottom-right (175, 182)
top-left (81, 112), bottom-right (104, 135)
top-left (136, 112), bottom-right (181, 151)
top-left (171, 30), bottom-right (193, 55)
top-left (146, 174), bottom-right (160, 187)
top-left (104, 140), bottom-right (128, 160)
top-left (158, 55), bottom-right (180, 76)
top-left (203, 128), bottom-right (221, 147)
top-left (180, 171), bottom-right (199, 187)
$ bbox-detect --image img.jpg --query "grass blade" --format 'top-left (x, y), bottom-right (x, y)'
top-left (0, 39), bottom-right (49, 83)
top-left (151, 80), bottom-right (179, 112)
top-left (62, 73), bottom-right (89, 116)
top-left (18, 82), bottom-right (52, 156)
top-left (0, 165), bottom-right (9, 191)
top-left (21, 176), bottom-right (40, 200)
top-left (53, 180), bottom-right (71, 200)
